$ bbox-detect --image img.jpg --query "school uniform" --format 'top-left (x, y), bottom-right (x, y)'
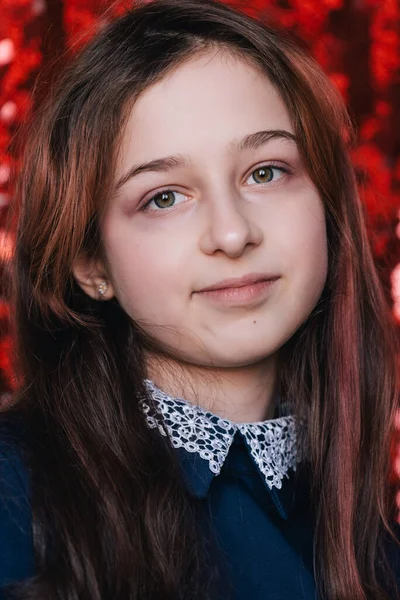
top-left (0, 381), bottom-right (399, 599)
top-left (142, 380), bottom-right (316, 599)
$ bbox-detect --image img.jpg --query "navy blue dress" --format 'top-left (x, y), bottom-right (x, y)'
top-left (0, 382), bottom-right (399, 599)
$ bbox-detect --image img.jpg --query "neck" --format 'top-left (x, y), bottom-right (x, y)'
top-left (145, 353), bottom-right (278, 423)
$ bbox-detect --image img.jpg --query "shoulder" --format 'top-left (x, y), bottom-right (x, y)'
top-left (381, 521), bottom-right (400, 597)
top-left (0, 412), bottom-right (35, 592)
top-left (0, 411), bottom-right (30, 496)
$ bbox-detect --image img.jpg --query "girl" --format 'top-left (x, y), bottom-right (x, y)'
top-left (1, 0), bottom-right (400, 598)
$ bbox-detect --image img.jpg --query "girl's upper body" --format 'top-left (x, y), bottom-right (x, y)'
top-left (1, 0), bottom-right (400, 598)
top-left (1, 385), bottom-right (317, 600)
top-left (1, 385), bottom-right (399, 599)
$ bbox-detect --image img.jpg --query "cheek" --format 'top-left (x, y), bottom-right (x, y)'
top-left (102, 217), bottom-right (190, 318)
top-left (280, 196), bottom-right (328, 301)
top-left (261, 186), bottom-right (327, 303)
top-left (270, 185), bottom-right (326, 257)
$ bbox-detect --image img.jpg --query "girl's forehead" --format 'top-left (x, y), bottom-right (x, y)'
top-left (117, 50), bottom-right (294, 169)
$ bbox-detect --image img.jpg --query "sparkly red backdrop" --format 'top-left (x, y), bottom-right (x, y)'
top-left (0, 0), bottom-right (399, 395)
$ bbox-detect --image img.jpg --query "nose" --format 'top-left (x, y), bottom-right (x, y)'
top-left (199, 189), bottom-right (263, 258)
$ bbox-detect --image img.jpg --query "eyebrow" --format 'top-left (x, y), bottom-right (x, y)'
top-left (114, 129), bottom-right (297, 192)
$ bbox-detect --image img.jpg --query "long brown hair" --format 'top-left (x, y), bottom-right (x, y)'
top-left (5, 0), bottom-right (400, 597)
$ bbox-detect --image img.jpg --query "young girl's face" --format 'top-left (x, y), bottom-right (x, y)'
top-left (96, 50), bottom-right (328, 367)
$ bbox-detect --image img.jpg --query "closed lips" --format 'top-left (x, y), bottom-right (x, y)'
top-left (196, 274), bottom-right (280, 292)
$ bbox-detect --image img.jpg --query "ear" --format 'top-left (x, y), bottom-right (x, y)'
top-left (72, 254), bottom-right (115, 301)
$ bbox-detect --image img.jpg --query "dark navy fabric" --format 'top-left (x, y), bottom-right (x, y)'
top-left (0, 414), bottom-right (399, 599)
top-left (0, 415), bottom-right (35, 599)
top-left (176, 431), bottom-right (316, 599)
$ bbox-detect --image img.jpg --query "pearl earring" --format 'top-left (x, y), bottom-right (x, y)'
top-left (98, 281), bottom-right (108, 299)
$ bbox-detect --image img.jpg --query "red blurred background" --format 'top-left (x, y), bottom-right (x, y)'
top-left (0, 0), bottom-right (399, 396)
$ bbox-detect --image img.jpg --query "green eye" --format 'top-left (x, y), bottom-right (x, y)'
top-left (153, 191), bottom-right (176, 208)
top-left (143, 189), bottom-right (188, 212)
top-left (251, 167), bottom-right (274, 184)
top-left (246, 165), bottom-right (289, 186)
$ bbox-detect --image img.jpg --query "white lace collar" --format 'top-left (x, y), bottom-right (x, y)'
top-left (141, 379), bottom-right (301, 491)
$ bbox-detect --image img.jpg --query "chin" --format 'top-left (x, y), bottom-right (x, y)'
top-left (198, 340), bottom-right (280, 368)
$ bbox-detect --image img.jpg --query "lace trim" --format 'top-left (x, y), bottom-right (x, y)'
top-left (141, 379), bottom-right (300, 490)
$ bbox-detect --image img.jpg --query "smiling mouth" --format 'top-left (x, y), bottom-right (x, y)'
top-left (194, 274), bottom-right (281, 306)
top-left (196, 273), bottom-right (280, 292)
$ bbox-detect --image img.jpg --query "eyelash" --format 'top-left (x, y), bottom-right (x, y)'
top-left (140, 162), bottom-right (291, 212)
